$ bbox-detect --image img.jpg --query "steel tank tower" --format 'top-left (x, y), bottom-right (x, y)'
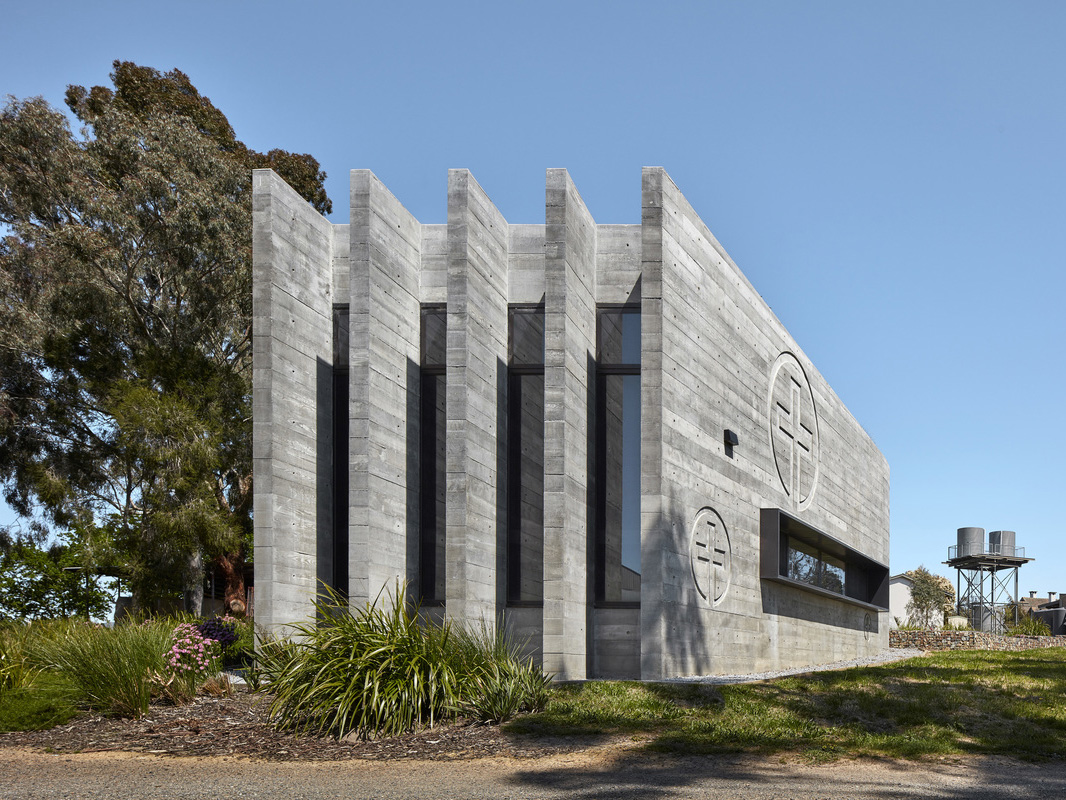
top-left (945, 527), bottom-right (1033, 633)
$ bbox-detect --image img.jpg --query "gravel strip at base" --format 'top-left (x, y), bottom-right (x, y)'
top-left (666, 647), bottom-right (926, 685)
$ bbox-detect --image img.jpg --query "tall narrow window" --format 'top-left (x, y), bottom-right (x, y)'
top-left (419, 307), bottom-right (447, 604)
top-left (332, 306), bottom-right (350, 597)
top-left (595, 308), bottom-right (641, 605)
top-left (507, 306), bottom-right (545, 606)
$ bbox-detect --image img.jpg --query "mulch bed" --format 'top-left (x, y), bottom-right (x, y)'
top-left (0, 688), bottom-right (583, 762)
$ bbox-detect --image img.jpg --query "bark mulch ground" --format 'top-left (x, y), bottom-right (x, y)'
top-left (0, 688), bottom-right (589, 762)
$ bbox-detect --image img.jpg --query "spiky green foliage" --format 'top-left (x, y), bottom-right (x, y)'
top-left (258, 589), bottom-right (551, 738)
top-left (0, 63), bottom-right (329, 610)
top-left (1006, 616), bottom-right (1052, 636)
top-left (0, 621), bottom-right (40, 694)
top-left (28, 618), bottom-right (174, 717)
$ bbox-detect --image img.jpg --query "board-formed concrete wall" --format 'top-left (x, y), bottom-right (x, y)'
top-left (252, 170), bottom-right (335, 632)
top-left (252, 166), bottom-right (890, 680)
top-left (640, 168), bottom-right (889, 678)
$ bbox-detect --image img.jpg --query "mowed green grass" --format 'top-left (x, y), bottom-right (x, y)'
top-left (508, 649), bottom-right (1066, 761)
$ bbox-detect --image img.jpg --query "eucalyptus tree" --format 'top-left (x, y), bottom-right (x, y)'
top-left (0, 62), bottom-right (329, 612)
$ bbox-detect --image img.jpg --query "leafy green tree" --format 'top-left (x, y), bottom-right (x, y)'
top-left (905, 566), bottom-right (955, 629)
top-left (0, 528), bottom-right (113, 619)
top-left (0, 62), bottom-right (329, 612)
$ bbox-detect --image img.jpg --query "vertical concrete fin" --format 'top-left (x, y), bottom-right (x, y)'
top-left (543, 168), bottom-right (596, 679)
top-left (639, 167), bottom-right (667, 679)
top-left (348, 170), bottom-right (423, 608)
top-left (445, 169), bottom-right (509, 628)
top-left (252, 168), bottom-right (335, 632)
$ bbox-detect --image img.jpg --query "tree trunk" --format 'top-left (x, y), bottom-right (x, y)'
top-left (215, 549), bottom-right (246, 615)
top-left (183, 549), bottom-right (204, 616)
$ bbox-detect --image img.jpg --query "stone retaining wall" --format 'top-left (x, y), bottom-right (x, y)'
top-left (890, 629), bottom-right (1065, 651)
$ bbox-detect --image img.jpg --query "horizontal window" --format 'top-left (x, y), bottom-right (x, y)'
top-left (786, 537), bottom-right (845, 595)
top-left (760, 508), bottom-right (888, 611)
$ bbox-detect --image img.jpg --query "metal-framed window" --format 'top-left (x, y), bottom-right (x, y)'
top-left (594, 307), bottom-right (641, 607)
top-left (506, 306), bottom-right (545, 606)
top-left (419, 306), bottom-right (447, 605)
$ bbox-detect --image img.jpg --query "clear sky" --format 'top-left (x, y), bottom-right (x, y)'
top-left (3, 0), bottom-right (1064, 596)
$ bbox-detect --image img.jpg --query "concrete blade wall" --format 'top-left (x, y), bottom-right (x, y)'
top-left (543, 169), bottom-right (596, 679)
top-left (445, 170), bottom-right (509, 625)
top-left (348, 171), bottom-right (422, 605)
top-left (252, 169), bottom-right (336, 631)
top-left (639, 167), bottom-right (890, 679)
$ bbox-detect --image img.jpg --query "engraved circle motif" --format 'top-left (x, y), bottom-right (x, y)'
top-left (864, 613), bottom-right (873, 641)
top-left (690, 507), bottom-right (732, 605)
top-left (767, 352), bottom-right (820, 509)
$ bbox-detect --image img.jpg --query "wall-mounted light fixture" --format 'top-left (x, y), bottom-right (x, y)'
top-left (724, 429), bottom-right (739, 448)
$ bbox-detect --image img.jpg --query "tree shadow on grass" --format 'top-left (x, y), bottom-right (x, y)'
top-left (501, 650), bottom-right (1066, 798)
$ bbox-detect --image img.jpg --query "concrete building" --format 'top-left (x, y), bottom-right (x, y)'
top-left (252, 167), bottom-right (890, 681)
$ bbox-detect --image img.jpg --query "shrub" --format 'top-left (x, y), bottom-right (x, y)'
top-left (198, 614), bottom-right (255, 667)
top-left (29, 619), bottom-right (173, 717)
top-left (1006, 616), bottom-right (1052, 637)
top-left (197, 617), bottom-right (238, 650)
top-left (259, 586), bottom-right (552, 738)
top-left (160, 622), bottom-right (221, 704)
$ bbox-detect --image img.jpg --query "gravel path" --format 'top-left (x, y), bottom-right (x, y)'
top-left (3, 747), bottom-right (1065, 799)
top-left (666, 647), bottom-right (926, 684)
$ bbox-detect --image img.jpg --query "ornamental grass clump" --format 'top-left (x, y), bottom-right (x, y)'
top-left (30, 618), bottom-right (173, 718)
top-left (258, 586), bottom-right (551, 739)
top-left (0, 622), bottom-right (39, 695)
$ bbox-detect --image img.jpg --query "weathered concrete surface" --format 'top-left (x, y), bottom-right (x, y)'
top-left (640, 167), bottom-right (889, 679)
top-left (445, 169), bottom-right (510, 626)
top-left (542, 169), bottom-right (596, 679)
top-left (252, 169), bottom-right (335, 632)
top-left (348, 170), bottom-right (422, 606)
top-left (252, 167), bottom-right (890, 679)
top-left (2, 749), bottom-right (1063, 800)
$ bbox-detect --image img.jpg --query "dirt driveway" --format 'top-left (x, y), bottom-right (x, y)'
top-left (3, 746), bottom-right (1066, 799)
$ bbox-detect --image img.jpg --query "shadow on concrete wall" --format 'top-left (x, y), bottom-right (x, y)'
top-left (406, 356), bottom-right (420, 595)
top-left (650, 486), bottom-right (715, 677)
top-left (315, 356), bottom-right (334, 596)
top-left (761, 583), bottom-right (878, 635)
top-left (496, 354), bottom-right (508, 618)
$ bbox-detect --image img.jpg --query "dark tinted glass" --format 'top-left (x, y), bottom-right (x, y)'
top-left (421, 307), bottom-right (447, 368)
top-left (786, 536), bottom-right (846, 596)
top-left (507, 373), bottom-right (544, 604)
top-left (420, 372), bottom-right (447, 603)
top-left (596, 372), bottom-right (641, 604)
top-left (333, 306), bottom-right (350, 368)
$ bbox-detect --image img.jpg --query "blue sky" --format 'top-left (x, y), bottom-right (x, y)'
top-left (3, 1), bottom-right (1064, 596)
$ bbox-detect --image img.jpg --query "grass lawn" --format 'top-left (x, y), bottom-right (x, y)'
top-left (508, 648), bottom-right (1066, 761)
top-left (0, 672), bottom-right (80, 732)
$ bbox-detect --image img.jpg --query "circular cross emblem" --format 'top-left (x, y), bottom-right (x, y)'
top-left (690, 507), bottom-right (731, 605)
top-left (767, 352), bottom-right (820, 509)
top-left (864, 613), bottom-right (873, 641)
